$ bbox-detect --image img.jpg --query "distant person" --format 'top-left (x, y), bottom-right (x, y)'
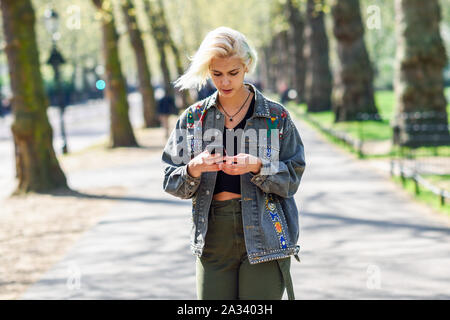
top-left (253, 80), bottom-right (263, 91)
top-left (156, 87), bottom-right (175, 139)
top-left (162, 26), bottom-right (306, 300)
top-left (197, 78), bottom-right (216, 100)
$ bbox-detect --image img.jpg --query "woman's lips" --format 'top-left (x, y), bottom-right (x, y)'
top-left (222, 89), bottom-right (233, 94)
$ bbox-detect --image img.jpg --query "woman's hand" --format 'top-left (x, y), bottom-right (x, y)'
top-left (187, 150), bottom-right (224, 178)
top-left (219, 153), bottom-right (262, 175)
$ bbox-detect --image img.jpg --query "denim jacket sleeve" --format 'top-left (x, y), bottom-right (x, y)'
top-left (249, 111), bottom-right (306, 198)
top-left (161, 109), bottom-right (201, 199)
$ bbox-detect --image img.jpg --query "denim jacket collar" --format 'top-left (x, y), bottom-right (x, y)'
top-left (205, 82), bottom-right (271, 119)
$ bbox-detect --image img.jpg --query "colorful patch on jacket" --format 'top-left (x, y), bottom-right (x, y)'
top-left (187, 109), bottom-right (194, 128)
top-left (266, 116), bottom-right (279, 138)
top-left (265, 194), bottom-right (288, 249)
top-left (198, 105), bottom-right (208, 125)
top-left (266, 146), bottom-right (272, 158)
top-left (188, 103), bottom-right (208, 128)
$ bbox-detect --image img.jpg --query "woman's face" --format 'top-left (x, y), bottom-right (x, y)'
top-left (209, 56), bottom-right (248, 98)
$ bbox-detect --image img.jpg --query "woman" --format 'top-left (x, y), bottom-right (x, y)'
top-left (162, 26), bottom-right (306, 300)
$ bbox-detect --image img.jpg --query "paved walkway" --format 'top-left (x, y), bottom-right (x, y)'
top-left (22, 116), bottom-right (450, 299)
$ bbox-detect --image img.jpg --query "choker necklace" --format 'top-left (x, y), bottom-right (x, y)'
top-left (217, 91), bottom-right (251, 122)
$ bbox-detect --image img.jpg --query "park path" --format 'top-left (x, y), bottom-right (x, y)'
top-left (21, 114), bottom-right (450, 299)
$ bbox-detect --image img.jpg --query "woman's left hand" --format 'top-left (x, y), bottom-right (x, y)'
top-left (219, 153), bottom-right (262, 175)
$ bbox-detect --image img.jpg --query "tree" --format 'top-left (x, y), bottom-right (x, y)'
top-left (304, 0), bottom-right (332, 112)
top-left (285, 0), bottom-right (306, 103)
top-left (0, 0), bottom-right (68, 194)
top-left (156, 0), bottom-right (193, 108)
top-left (120, 0), bottom-right (158, 127)
top-left (330, 0), bottom-right (379, 122)
top-left (393, 0), bottom-right (449, 147)
top-left (144, 0), bottom-right (173, 97)
top-left (92, 0), bottom-right (138, 147)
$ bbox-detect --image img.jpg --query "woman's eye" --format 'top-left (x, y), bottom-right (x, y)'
top-left (230, 73), bottom-right (238, 76)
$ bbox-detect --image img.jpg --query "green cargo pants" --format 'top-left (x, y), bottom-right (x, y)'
top-left (196, 198), bottom-right (294, 300)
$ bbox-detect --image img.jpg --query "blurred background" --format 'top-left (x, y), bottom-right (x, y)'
top-left (0, 0), bottom-right (449, 300)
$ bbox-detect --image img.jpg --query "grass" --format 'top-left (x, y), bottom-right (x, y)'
top-left (293, 90), bottom-right (450, 141)
top-left (287, 90), bottom-right (450, 157)
top-left (285, 90), bottom-right (450, 216)
top-left (391, 175), bottom-right (450, 216)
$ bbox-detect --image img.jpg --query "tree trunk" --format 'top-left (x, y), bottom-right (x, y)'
top-left (285, 0), bottom-right (306, 103)
top-left (156, 0), bottom-right (193, 108)
top-left (1, 0), bottom-right (68, 194)
top-left (330, 0), bottom-right (379, 122)
top-left (92, 0), bottom-right (138, 148)
top-left (304, 0), bottom-right (332, 112)
top-left (269, 30), bottom-right (291, 93)
top-left (394, 0), bottom-right (449, 147)
top-left (144, 0), bottom-right (173, 97)
top-left (121, 0), bottom-right (158, 128)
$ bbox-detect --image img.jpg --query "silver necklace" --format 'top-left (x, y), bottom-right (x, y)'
top-left (218, 91), bottom-right (251, 122)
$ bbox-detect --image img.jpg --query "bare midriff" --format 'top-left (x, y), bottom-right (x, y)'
top-left (213, 191), bottom-right (241, 201)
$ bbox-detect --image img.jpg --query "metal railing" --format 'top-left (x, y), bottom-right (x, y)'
top-left (298, 108), bottom-right (450, 207)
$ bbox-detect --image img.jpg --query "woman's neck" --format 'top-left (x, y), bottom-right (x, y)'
top-left (218, 84), bottom-right (251, 110)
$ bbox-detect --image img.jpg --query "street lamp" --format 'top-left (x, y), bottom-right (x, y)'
top-left (45, 8), bottom-right (68, 154)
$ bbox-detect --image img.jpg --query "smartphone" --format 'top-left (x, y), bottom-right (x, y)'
top-left (206, 144), bottom-right (225, 157)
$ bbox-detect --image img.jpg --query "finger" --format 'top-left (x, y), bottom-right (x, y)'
top-left (203, 164), bottom-right (221, 172)
top-left (222, 161), bottom-right (246, 169)
top-left (223, 156), bottom-right (235, 165)
top-left (207, 155), bottom-right (224, 165)
top-left (212, 153), bottom-right (224, 161)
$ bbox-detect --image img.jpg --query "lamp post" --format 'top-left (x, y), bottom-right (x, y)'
top-left (45, 8), bottom-right (68, 154)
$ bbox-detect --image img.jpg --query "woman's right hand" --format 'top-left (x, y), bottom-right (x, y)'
top-left (187, 150), bottom-right (224, 178)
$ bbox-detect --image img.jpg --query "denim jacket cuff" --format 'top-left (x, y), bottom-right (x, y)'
top-left (249, 158), bottom-right (282, 188)
top-left (250, 172), bottom-right (267, 187)
top-left (183, 164), bottom-right (201, 191)
top-left (249, 161), bottom-right (271, 186)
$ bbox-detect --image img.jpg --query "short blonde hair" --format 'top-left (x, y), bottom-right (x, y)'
top-left (173, 26), bottom-right (258, 91)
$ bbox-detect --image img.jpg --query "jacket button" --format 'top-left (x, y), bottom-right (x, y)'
top-left (216, 114), bottom-right (221, 119)
top-left (190, 181), bottom-right (195, 186)
top-left (206, 190), bottom-right (210, 195)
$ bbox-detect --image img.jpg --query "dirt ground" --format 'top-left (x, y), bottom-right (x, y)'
top-left (0, 120), bottom-right (174, 300)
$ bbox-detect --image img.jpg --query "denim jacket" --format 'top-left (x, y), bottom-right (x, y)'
top-left (161, 83), bottom-right (306, 264)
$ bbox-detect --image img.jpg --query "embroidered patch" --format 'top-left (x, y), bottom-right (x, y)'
top-left (187, 110), bottom-right (194, 128)
top-left (266, 146), bottom-right (272, 158)
top-left (265, 194), bottom-right (288, 249)
top-left (199, 106), bottom-right (208, 125)
top-left (275, 222), bottom-right (282, 233)
top-left (266, 116), bottom-right (279, 138)
top-left (280, 236), bottom-right (287, 249)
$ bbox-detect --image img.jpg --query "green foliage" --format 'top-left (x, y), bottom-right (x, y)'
top-left (391, 175), bottom-right (450, 216)
top-left (290, 89), bottom-right (450, 144)
top-left (0, 0), bottom-right (447, 95)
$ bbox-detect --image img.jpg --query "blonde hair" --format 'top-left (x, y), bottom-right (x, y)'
top-left (173, 26), bottom-right (258, 91)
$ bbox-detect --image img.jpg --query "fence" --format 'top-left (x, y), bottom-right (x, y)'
top-left (299, 109), bottom-right (450, 207)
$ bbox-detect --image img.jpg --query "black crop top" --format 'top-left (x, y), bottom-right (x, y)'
top-left (213, 95), bottom-right (255, 195)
